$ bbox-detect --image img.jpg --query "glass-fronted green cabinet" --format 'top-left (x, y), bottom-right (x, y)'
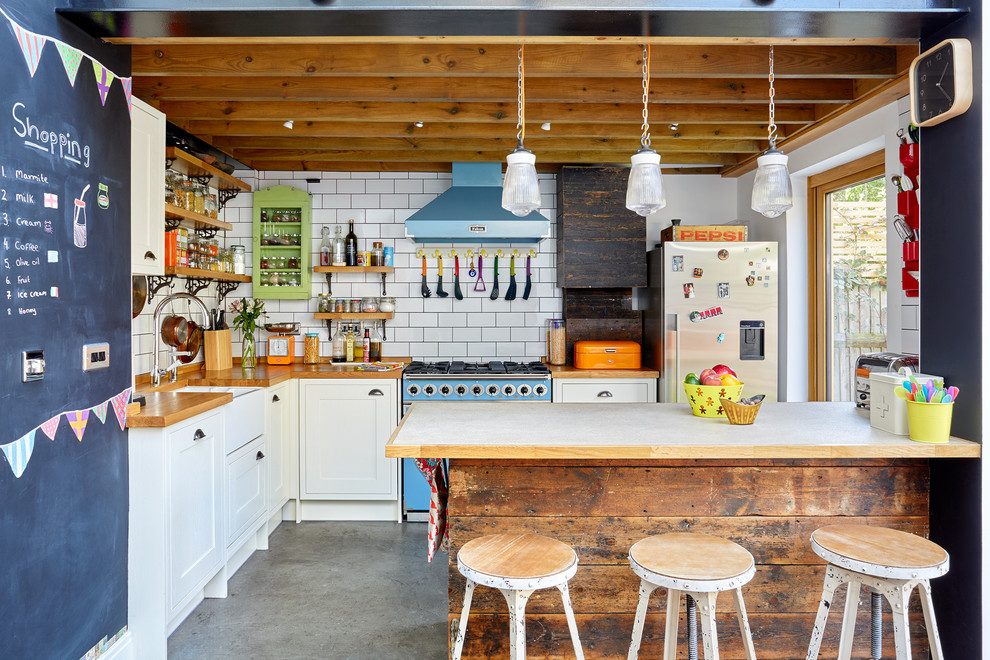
top-left (252, 185), bottom-right (312, 299)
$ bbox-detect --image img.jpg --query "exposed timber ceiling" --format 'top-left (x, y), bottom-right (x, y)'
top-left (59, 4), bottom-right (952, 176)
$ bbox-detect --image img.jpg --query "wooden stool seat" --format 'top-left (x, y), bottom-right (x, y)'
top-left (806, 524), bottom-right (949, 660)
top-left (627, 533), bottom-right (757, 660)
top-left (453, 534), bottom-right (584, 660)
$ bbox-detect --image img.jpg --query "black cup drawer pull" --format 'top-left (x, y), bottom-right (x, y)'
top-left (272, 394), bottom-right (280, 402)
top-left (193, 429), bottom-right (206, 440)
top-left (144, 250), bottom-right (157, 261)
top-left (597, 391), bottom-right (613, 398)
top-left (256, 451), bottom-right (265, 461)
top-left (369, 389), bottom-right (385, 396)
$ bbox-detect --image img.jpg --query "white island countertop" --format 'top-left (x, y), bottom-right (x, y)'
top-left (385, 402), bottom-right (980, 459)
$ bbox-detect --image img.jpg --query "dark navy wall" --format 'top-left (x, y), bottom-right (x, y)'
top-left (0, 1), bottom-right (131, 657)
top-left (918, 3), bottom-right (982, 658)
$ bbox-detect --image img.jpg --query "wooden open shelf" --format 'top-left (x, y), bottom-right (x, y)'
top-left (313, 266), bottom-right (394, 274)
top-left (165, 204), bottom-right (234, 231)
top-left (314, 313), bottom-right (394, 320)
top-left (166, 147), bottom-right (251, 192)
top-left (164, 266), bottom-right (251, 282)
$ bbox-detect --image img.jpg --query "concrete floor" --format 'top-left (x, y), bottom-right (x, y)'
top-left (168, 521), bottom-right (449, 660)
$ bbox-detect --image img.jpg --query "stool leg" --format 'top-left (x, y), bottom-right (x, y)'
top-left (695, 591), bottom-right (720, 660)
top-left (451, 579), bottom-right (477, 660)
top-left (917, 579), bottom-right (945, 660)
top-left (627, 580), bottom-right (658, 660)
top-left (556, 580), bottom-right (585, 660)
top-left (663, 588), bottom-right (681, 660)
top-left (879, 582), bottom-right (913, 660)
top-left (806, 564), bottom-right (845, 660)
top-left (837, 580), bottom-right (861, 660)
top-left (731, 587), bottom-right (757, 660)
top-left (500, 588), bottom-right (534, 660)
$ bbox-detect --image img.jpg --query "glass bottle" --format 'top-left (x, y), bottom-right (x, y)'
top-left (331, 323), bottom-right (346, 363)
top-left (345, 220), bottom-right (358, 266)
top-left (320, 226), bottom-right (332, 267)
top-left (332, 226), bottom-right (346, 266)
top-left (369, 324), bottom-right (382, 362)
top-left (345, 324), bottom-right (356, 363)
top-left (353, 321), bottom-right (364, 361)
top-left (362, 327), bottom-right (371, 363)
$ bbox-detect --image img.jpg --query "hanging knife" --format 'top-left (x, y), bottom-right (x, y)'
top-left (489, 255), bottom-right (500, 300)
top-left (504, 255), bottom-right (517, 301)
top-left (522, 255), bottom-right (532, 300)
top-left (436, 256), bottom-right (448, 297)
top-left (453, 256), bottom-right (464, 300)
top-left (420, 256), bottom-right (432, 298)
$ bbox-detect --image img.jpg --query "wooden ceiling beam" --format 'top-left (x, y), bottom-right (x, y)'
top-left (132, 44), bottom-right (901, 78)
top-left (115, 36), bottom-right (917, 47)
top-left (238, 150), bottom-right (735, 165)
top-left (157, 100), bottom-right (816, 124)
top-left (136, 76), bottom-right (855, 104)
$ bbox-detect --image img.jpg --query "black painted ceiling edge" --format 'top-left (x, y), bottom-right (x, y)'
top-left (56, 6), bottom-right (966, 40)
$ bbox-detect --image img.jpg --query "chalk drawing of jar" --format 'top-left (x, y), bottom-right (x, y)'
top-left (73, 184), bottom-right (90, 248)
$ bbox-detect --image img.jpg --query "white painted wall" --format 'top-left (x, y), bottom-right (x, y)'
top-left (645, 174), bottom-right (740, 247)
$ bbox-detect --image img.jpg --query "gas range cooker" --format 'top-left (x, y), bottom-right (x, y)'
top-left (402, 361), bottom-right (551, 402)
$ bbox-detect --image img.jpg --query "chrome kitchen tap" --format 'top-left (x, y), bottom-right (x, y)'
top-left (152, 292), bottom-right (211, 387)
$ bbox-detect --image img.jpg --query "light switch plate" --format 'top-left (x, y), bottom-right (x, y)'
top-left (83, 342), bottom-right (110, 371)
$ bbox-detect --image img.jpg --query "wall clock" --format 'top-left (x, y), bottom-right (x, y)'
top-left (909, 38), bottom-right (973, 128)
top-left (267, 335), bottom-right (294, 365)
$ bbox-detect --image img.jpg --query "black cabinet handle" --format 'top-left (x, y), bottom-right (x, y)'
top-left (369, 389), bottom-right (384, 396)
top-left (193, 429), bottom-right (206, 440)
top-left (272, 394), bottom-right (280, 402)
top-left (597, 391), bottom-right (613, 398)
top-left (144, 250), bottom-right (157, 261)
top-left (256, 451), bottom-right (265, 461)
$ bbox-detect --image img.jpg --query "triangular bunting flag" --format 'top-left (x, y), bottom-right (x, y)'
top-left (55, 41), bottom-right (83, 86)
top-left (66, 410), bottom-right (90, 441)
top-left (92, 61), bottom-right (115, 106)
top-left (120, 77), bottom-right (133, 116)
top-left (40, 415), bottom-right (60, 440)
top-left (2, 430), bottom-right (36, 479)
top-left (91, 401), bottom-right (108, 425)
top-left (110, 388), bottom-right (131, 430)
top-left (12, 21), bottom-right (46, 77)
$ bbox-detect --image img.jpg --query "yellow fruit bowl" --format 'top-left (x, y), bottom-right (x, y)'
top-left (684, 382), bottom-right (745, 418)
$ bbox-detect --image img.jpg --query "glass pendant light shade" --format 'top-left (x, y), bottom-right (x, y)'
top-left (750, 149), bottom-right (793, 218)
top-left (502, 147), bottom-right (541, 216)
top-left (626, 149), bottom-right (666, 217)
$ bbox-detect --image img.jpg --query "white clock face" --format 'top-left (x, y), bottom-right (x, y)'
top-left (269, 337), bottom-right (290, 356)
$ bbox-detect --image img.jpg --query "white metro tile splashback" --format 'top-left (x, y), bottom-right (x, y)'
top-left (132, 170), bottom-right (562, 375)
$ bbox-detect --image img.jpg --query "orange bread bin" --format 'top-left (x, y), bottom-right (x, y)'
top-left (573, 340), bottom-right (641, 369)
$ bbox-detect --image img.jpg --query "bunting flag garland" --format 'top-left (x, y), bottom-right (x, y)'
top-left (40, 415), bottom-right (60, 441)
top-left (55, 40), bottom-right (83, 86)
top-left (91, 401), bottom-right (108, 425)
top-left (92, 61), bottom-right (115, 106)
top-left (1, 387), bottom-right (131, 479)
top-left (10, 19), bottom-right (45, 77)
top-left (2, 430), bottom-right (36, 479)
top-left (66, 410), bottom-right (90, 441)
top-left (119, 77), bottom-right (133, 116)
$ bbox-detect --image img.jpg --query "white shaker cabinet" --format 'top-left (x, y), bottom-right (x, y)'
top-left (299, 380), bottom-right (398, 520)
top-left (226, 436), bottom-right (268, 548)
top-left (130, 96), bottom-right (165, 275)
top-left (553, 378), bottom-right (657, 403)
top-left (265, 379), bottom-right (298, 523)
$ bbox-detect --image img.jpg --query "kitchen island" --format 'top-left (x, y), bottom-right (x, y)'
top-left (386, 402), bottom-right (978, 659)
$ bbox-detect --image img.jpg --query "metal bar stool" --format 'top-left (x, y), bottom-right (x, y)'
top-left (627, 532), bottom-right (758, 660)
top-left (452, 533), bottom-right (584, 660)
top-left (806, 524), bottom-right (949, 660)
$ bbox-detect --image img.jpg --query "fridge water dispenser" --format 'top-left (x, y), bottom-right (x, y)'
top-left (739, 321), bottom-right (765, 360)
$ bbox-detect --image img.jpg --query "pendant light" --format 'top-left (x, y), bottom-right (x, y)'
top-left (502, 44), bottom-right (540, 217)
top-left (751, 45), bottom-right (793, 218)
top-left (626, 44), bottom-right (666, 217)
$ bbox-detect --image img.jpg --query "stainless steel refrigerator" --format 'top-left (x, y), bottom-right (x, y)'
top-left (643, 242), bottom-right (778, 402)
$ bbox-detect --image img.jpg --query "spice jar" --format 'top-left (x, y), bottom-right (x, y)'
top-left (351, 298), bottom-right (362, 313)
top-left (370, 242), bottom-right (384, 267)
top-left (304, 333), bottom-right (320, 364)
top-left (378, 296), bottom-right (396, 313)
top-left (547, 318), bottom-right (566, 366)
top-left (335, 298), bottom-right (346, 313)
top-left (287, 256), bottom-right (299, 269)
top-left (361, 297), bottom-right (379, 313)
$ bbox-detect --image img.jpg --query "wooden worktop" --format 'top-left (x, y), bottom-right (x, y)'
top-left (547, 364), bottom-right (659, 378)
top-left (126, 391), bottom-right (233, 428)
top-left (185, 361), bottom-right (405, 387)
top-left (386, 401), bottom-right (980, 459)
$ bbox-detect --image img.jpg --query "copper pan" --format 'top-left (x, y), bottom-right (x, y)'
top-left (160, 315), bottom-right (190, 348)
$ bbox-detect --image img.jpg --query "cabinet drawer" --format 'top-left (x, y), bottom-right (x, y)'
top-left (554, 380), bottom-right (656, 403)
top-left (226, 436), bottom-right (267, 547)
top-left (225, 388), bottom-right (265, 454)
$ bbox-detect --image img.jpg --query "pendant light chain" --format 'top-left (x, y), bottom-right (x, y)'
top-left (640, 44), bottom-right (651, 149)
top-left (516, 44), bottom-right (526, 147)
top-left (767, 45), bottom-right (777, 148)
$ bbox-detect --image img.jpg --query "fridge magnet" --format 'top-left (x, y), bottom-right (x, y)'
top-left (717, 249), bottom-right (729, 261)
top-left (691, 306), bottom-right (724, 322)
top-left (762, 257), bottom-right (768, 263)
top-left (748, 261), bottom-right (753, 266)
top-left (746, 275), bottom-right (756, 286)
top-left (693, 267), bottom-right (703, 278)
top-left (672, 255), bottom-right (684, 272)
top-left (689, 311), bottom-right (702, 323)
top-left (717, 282), bottom-right (729, 298)
top-left (683, 283), bottom-right (695, 298)
top-left (717, 333), bottom-right (725, 343)
top-left (764, 283), bottom-right (769, 288)
top-left (758, 276), bottom-right (762, 281)
top-left (97, 182), bottom-right (110, 209)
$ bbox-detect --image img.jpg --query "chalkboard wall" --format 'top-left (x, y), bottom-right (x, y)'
top-left (0, 1), bottom-right (131, 657)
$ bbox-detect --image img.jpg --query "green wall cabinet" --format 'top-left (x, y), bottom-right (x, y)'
top-left (252, 185), bottom-right (312, 299)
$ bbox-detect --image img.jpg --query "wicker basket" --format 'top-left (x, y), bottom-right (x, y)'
top-left (720, 397), bottom-right (762, 425)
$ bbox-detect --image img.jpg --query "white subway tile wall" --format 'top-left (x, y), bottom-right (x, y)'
top-left (132, 170), bottom-right (562, 376)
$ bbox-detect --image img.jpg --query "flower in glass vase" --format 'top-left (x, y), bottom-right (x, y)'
top-left (229, 297), bottom-right (268, 368)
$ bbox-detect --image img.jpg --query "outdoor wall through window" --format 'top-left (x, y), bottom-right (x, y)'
top-left (807, 151), bottom-right (887, 401)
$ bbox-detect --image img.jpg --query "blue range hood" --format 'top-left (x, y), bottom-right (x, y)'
top-left (404, 162), bottom-right (550, 244)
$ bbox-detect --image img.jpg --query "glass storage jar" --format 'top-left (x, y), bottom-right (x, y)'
top-left (361, 297), bottom-right (379, 313)
top-left (231, 245), bottom-right (246, 274)
top-left (304, 333), bottom-right (320, 364)
top-left (378, 296), bottom-right (396, 313)
top-left (370, 242), bottom-right (384, 267)
top-left (547, 318), bottom-right (566, 365)
top-left (165, 169), bottom-right (183, 206)
top-left (205, 191), bottom-right (218, 219)
top-left (192, 183), bottom-right (206, 215)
